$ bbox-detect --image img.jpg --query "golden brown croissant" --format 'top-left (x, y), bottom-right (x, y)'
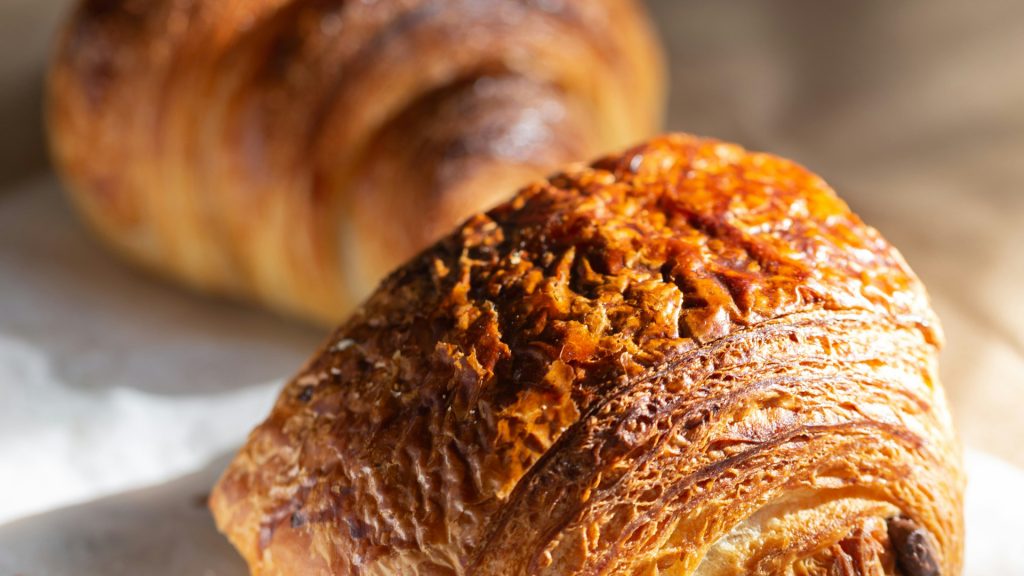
top-left (47, 0), bottom-right (664, 323)
top-left (211, 135), bottom-right (964, 575)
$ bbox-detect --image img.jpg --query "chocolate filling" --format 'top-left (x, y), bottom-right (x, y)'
top-left (887, 516), bottom-right (940, 576)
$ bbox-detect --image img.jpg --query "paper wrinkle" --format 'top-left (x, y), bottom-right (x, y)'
top-left (0, 333), bottom-right (280, 524)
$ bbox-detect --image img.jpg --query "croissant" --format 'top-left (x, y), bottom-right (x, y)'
top-left (211, 135), bottom-right (963, 575)
top-left (46, 0), bottom-right (664, 323)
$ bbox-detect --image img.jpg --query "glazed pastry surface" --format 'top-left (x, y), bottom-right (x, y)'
top-left (212, 135), bottom-right (963, 575)
top-left (47, 0), bottom-right (663, 323)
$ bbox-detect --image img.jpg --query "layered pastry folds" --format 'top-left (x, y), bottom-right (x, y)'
top-left (47, 0), bottom-right (663, 323)
top-left (211, 135), bottom-right (963, 575)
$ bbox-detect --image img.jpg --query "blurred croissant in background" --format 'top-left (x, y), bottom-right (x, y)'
top-left (47, 0), bottom-right (664, 323)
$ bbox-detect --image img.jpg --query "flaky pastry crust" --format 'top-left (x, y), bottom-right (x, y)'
top-left (212, 135), bottom-right (963, 575)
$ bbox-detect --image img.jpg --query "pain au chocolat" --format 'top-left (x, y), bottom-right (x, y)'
top-left (211, 134), bottom-right (963, 575)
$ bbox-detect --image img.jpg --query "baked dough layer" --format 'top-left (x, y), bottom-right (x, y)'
top-left (212, 134), bottom-right (963, 575)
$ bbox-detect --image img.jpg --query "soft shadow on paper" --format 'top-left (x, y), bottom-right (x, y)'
top-left (0, 454), bottom-right (247, 576)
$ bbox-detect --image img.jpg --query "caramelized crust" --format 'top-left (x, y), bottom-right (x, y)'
top-left (47, 0), bottom-right (664, 323)
top-left (211, 135), bottom-right (963, 575)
